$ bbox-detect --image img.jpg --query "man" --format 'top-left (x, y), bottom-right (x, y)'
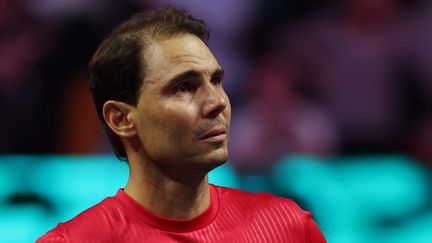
top-left (37, 6), bottom-right (326, 243)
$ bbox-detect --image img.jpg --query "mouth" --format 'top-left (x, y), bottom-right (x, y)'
top-left (198, 126), bottom-right (227, 142)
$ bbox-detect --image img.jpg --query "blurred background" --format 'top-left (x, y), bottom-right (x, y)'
top-left (0, 0), bottom-right (431, 242)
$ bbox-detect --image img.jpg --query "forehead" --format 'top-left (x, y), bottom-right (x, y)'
top-left (142, 34), bottom-right (221, 86)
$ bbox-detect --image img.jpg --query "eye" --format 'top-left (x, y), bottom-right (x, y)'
top-left (210, 77), bottom-right (223, 86)
top-left (173, 82), bottom-right (193, 93)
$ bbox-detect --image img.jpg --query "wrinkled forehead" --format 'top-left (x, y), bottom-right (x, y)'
top-left (141, 34), bottom-right (221, 86)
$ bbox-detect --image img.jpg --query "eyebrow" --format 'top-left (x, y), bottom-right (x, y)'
top-left (164, 68), bottom-right (224, 89)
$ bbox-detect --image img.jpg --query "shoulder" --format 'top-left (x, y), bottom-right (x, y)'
top-left (213, 185), bottom-right (307, 223)
top-left (36, 196), bottom-right (123, 243)
top-left (213, 185), bottom-right (326, 242)
top-left (213, 184), bottom-right (303, 212)
top-left (36, 225), bottom-right (68, 243)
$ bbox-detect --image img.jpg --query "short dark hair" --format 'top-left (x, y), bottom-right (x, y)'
top-left (89, 6), bottom-right (209, 161)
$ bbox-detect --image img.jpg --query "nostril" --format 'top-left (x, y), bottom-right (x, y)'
top-left (203, 97), bottom-right (227, 118)
top-left (206, 106), bottom-right (225, 118)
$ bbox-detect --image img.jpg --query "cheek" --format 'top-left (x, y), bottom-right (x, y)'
top-left (162, 104), bottom-right (198, 142)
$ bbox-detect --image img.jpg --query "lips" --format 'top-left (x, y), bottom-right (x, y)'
top-left (199, 126), bottom-right (227, 142)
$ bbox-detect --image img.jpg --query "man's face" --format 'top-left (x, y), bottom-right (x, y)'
top-left (130, 34), bottom-right (231, 172)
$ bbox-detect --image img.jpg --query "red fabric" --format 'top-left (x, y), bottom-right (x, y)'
top-left (37, 185), bottom-right (326, 243)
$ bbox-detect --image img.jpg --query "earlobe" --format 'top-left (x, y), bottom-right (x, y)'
top-left (103, 101), bottom-right (137, 138)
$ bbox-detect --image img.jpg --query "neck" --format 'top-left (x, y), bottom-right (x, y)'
top-left (124, 151), bottom-right (211, 219)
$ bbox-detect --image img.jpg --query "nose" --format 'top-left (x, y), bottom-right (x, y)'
top-left (202, 85), bottom-right (229, 119)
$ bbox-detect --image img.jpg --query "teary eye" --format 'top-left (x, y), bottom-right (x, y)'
top-left (173, 82), bottom-right (193, 93)
top-left (210, 77), bottom-right (222, 86)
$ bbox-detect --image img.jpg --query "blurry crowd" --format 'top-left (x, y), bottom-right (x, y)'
top-left (1, 0), bottom-right (431, 171)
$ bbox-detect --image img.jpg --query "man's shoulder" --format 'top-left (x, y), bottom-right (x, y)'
top-left (213, 185), bottom-right (316, 239)
top-left (37, 194), bottom-right (123, 243)
top-left (212, 184), bottom-right (303, 213)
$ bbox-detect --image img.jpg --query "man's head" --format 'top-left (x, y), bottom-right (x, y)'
top-left (89, 7), bottom-right (231, 170)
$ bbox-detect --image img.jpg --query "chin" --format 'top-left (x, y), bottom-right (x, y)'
top-left (197, 149), bottom-right (228, 171)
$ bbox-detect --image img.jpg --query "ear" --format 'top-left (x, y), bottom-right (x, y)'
top-left (102, 100), bottom-right (137, 138)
